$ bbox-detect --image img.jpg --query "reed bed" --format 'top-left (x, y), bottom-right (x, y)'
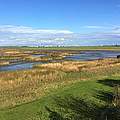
top-left (0, 61), bottom-right (9, 66)
top-left (0, 48), bottom-right (76, 64)
top-left (37, 58), bottom-right (120, 72)
top-left (0, 58), bottom-right (120, 109)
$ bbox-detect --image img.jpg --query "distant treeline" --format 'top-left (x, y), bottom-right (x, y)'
top-left (0, 45), bottom-right (120, 48)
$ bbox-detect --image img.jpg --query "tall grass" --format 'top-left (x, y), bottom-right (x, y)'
top-left (0, 58), bottom-right (120, 109)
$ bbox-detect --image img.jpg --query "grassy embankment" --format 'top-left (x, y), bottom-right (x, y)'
top-left (0, 58), bottom-right (120, 120)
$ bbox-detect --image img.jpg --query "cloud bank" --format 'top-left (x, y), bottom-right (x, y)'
top-left (0, 25), bottom-right (120, 46)
top-left (0, 25), bottom-right (73, 34)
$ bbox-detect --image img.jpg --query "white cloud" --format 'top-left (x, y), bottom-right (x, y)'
top-left (0, 25), bottom-right (73, 34)
top-left (54, 38), bottom-right (65, 41)
top-left (83, 25), bottom-right (106, 29)
top-left (0, 24), bottom-right (120, 46)
top-left (112, 27), bottom-right (120, 33)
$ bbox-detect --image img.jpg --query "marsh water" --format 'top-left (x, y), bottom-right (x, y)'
top-left (0, 62), bottom-right (44, 71)
top-left (0, 51), bottom-right (120, 71)
top-left (65, 50), bottom-right (120, 61)
top-left (31, 54), bottom-right (47, 57)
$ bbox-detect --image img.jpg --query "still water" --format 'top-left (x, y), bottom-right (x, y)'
top-left (0, 62), bottom-right (43, 71)
top-left (0, 51), bottom-right (120, 71)
top-left (65, 51), bottom-right (120, 61)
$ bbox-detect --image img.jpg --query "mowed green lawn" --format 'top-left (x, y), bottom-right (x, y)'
top-left (0, 76), bottom-right (119, 120)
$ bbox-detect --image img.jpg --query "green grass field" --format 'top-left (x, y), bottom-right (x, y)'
top-left (0, 76), bottom-right (119, 120)
top-left (0, 57), bottom-right (120, 120)
top-left (0, 78), bottom-right (114, 120)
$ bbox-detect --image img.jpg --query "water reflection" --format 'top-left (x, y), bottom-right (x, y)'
top-left (0, 62), bottom-right (42, 71)
top-left (0, 51), bottom-right (120, 71)
top-left (65, 51), bottom-right (120, 61)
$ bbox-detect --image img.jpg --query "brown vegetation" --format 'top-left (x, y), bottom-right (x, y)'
top-left (0, 61), bottom-right (10, 66)
top-left (0, 58), bottom-right (120, 109)
top-left (37, 58), bottom-right (120, 72)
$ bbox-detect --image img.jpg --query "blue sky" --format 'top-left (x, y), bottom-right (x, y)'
top-left (0, 0), bottom-right (120, 32)
top-left (0, 0), bottom-right (120, 46)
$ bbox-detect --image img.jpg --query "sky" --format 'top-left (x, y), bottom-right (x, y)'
top-left (0, 0), bottom-right (120, 46)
